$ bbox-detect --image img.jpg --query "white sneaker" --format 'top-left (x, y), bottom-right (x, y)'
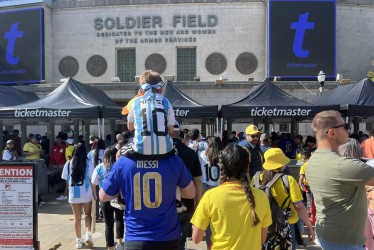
top-left (85, 232), bottom-right (94, 247)
top-left (75, 238), bottom-right (82, 249)
top-left (56, 195), bottom-right (67, 201)
top-left (115, 243), bottom-right (124, 250)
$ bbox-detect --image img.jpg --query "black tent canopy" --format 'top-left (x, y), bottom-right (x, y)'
top-left (312, 78), bottom-right (374, 117)
top-left (311, 83), bottom-right (357, 105)
top-left (0, 86), bottom-right (39, 107)
top-left (161, 81), bottom-right (218, 118)
top-left (339, 78), bottom-right (374, 116)
top-left (221, 79), bottom-right (339, 118)
top-left (0, 78), bottom-right (122, 119)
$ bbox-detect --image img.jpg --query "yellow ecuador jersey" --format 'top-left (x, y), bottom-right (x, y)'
top-left (299, 162), bottom-right (309, 187)
top-left (251, 173), bottom-right (303, 224)
top-left (23, 142), bottom-right (42, 159)
top-left (65, 145), bottom-right (74, 161)
top-left (191, 182), bottom-right (272, 250)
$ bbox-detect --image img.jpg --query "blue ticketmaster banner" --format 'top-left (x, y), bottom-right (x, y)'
top-left (0, 0), bottom-right (52, 7)
top-left (0, 8), bottom-right (44, 84)
top-left (268, 0), bottom-right (336, 79)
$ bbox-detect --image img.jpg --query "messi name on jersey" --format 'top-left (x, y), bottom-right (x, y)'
top-left (140, 99), bottom-right (165, 105)
top-left (136, 160), bottom-right (159, 169)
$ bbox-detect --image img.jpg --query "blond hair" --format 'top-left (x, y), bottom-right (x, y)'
top-left (311, 110), bottom-right (342, 139)
top-left (338, 138), bottom-right (361, 159)
top-left (139, 70), bottom-right (162, 86)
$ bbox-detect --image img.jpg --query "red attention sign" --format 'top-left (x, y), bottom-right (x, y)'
top-left (0, 165), bottom-right (34, 248)
top-left (0, 166), bottom-right (33, 177)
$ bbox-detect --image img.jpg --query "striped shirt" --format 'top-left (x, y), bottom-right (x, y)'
top-left (91, 163), bottom-right (111, 188)
top-left (61, 160), bottom-right (94, 204)
top-left (127, 93), bottom-right (175, 155)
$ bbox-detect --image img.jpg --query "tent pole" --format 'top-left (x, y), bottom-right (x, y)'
top-left (20, 120), bottom-right (27, 156)
top-left (0, 120), bottom-right (3, 151)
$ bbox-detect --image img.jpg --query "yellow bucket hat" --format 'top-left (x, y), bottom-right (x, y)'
top-left (263, 148), bottom-right (290, 170)
top-left (245, 125), bottom-right (261, 135)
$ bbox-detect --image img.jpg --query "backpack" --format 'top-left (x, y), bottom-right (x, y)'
top-left (252, 171), bottom-right (292, 250)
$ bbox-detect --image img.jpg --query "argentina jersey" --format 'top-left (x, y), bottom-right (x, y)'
top-left (199, 151), bottom-right (221, 187)
top-left (91, 163), bottom-right (111, 188)
top-left (101, 155), bottom-right (192, 241)
top-left (128, 93), bottom-right (175, 155)
top-left (62, 160), bottom-right (94, 204)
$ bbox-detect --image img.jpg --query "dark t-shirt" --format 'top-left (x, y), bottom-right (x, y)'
top-left (173, 138), bottom-right (202, 212)
top-left (278, 138), bottom-right (295, 158)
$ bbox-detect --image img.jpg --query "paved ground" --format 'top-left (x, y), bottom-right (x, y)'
top-left (38, 188), bottom-right (321, 250)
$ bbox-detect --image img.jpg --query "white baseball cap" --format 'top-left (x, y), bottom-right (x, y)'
top-left (65, 138), bottom-right (74, 145)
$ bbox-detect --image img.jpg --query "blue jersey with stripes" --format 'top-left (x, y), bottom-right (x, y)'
top-left (101, 155), bottom-right (192, 241)
top-left (127, 93), bottom-right (175, 155)
top-left (61, 159), bottom-right (94, 204)
top-left (91, 163), bottom-right (110, 188)
top-left (87, 149), bottom-right (104, 166)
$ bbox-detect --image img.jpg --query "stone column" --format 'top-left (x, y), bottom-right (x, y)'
top-left (20, 120), bottom-right (27, 155)
top-left (84, 120), bottom-right (90, 151)
top-left (47, 120), bottom-right (55, 154)
top-left (291, 119), bottom-right (298, 136)
top-left (227, 119), bottom-right (232, 134)
top-left (73, 119), bottom-right (79, 143)
top-left (201, 119), bottom-right (207, 137)
top-left (352, 117), bottom-right (360, 134)
top-left (264, 118), bottom-right (270, 134)
top-left (110, 119), bottom-right (116, 145)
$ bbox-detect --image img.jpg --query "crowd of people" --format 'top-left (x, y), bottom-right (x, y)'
top-left (2, 70), bottom-right (374, 250)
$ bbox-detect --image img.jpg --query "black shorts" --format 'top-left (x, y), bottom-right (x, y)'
top-left (124, 238), bottom-right (179, 250)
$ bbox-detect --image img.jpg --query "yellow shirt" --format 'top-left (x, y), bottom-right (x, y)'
top-left (299, 162), bottom-right (309, 187)
top-left (23, 142), bottom-right (42, 159)
top-left (251, 173), bottom-right (303, 224)
top-left (65, 145), bottom-right (74, 161)
top-left (191, 182), bottom-right (272, 250)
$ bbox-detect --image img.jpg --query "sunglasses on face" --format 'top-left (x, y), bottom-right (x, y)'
top-left (325, 123), bottom-right (350, 134)
top-left (250, 135), bottom-right (259, 138)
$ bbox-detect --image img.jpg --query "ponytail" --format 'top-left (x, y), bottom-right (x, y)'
top-left (240, 171), bottom-right (260, 226)
top-left (262, 169), bottom-right (275, 186)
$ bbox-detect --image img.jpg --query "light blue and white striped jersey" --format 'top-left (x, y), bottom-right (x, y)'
top-left (87, 149), bottom-right (104, 166)
top-left (2, 149), bottom-right (13, 160)
top-left (199, 151), bottom-right (221, 187)
top-left (127, 93), bottom-right (175, 155)
top-left (91, 163), bottom-right (111, 188)
top-left (61, 159), bottom-right (94, 204)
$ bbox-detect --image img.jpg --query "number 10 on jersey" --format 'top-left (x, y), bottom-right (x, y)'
top-left (133, 172), bottom-right (163, 210)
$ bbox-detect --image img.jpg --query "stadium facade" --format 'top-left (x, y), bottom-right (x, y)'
top-left (0, 0), bottom-right (373, 134)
